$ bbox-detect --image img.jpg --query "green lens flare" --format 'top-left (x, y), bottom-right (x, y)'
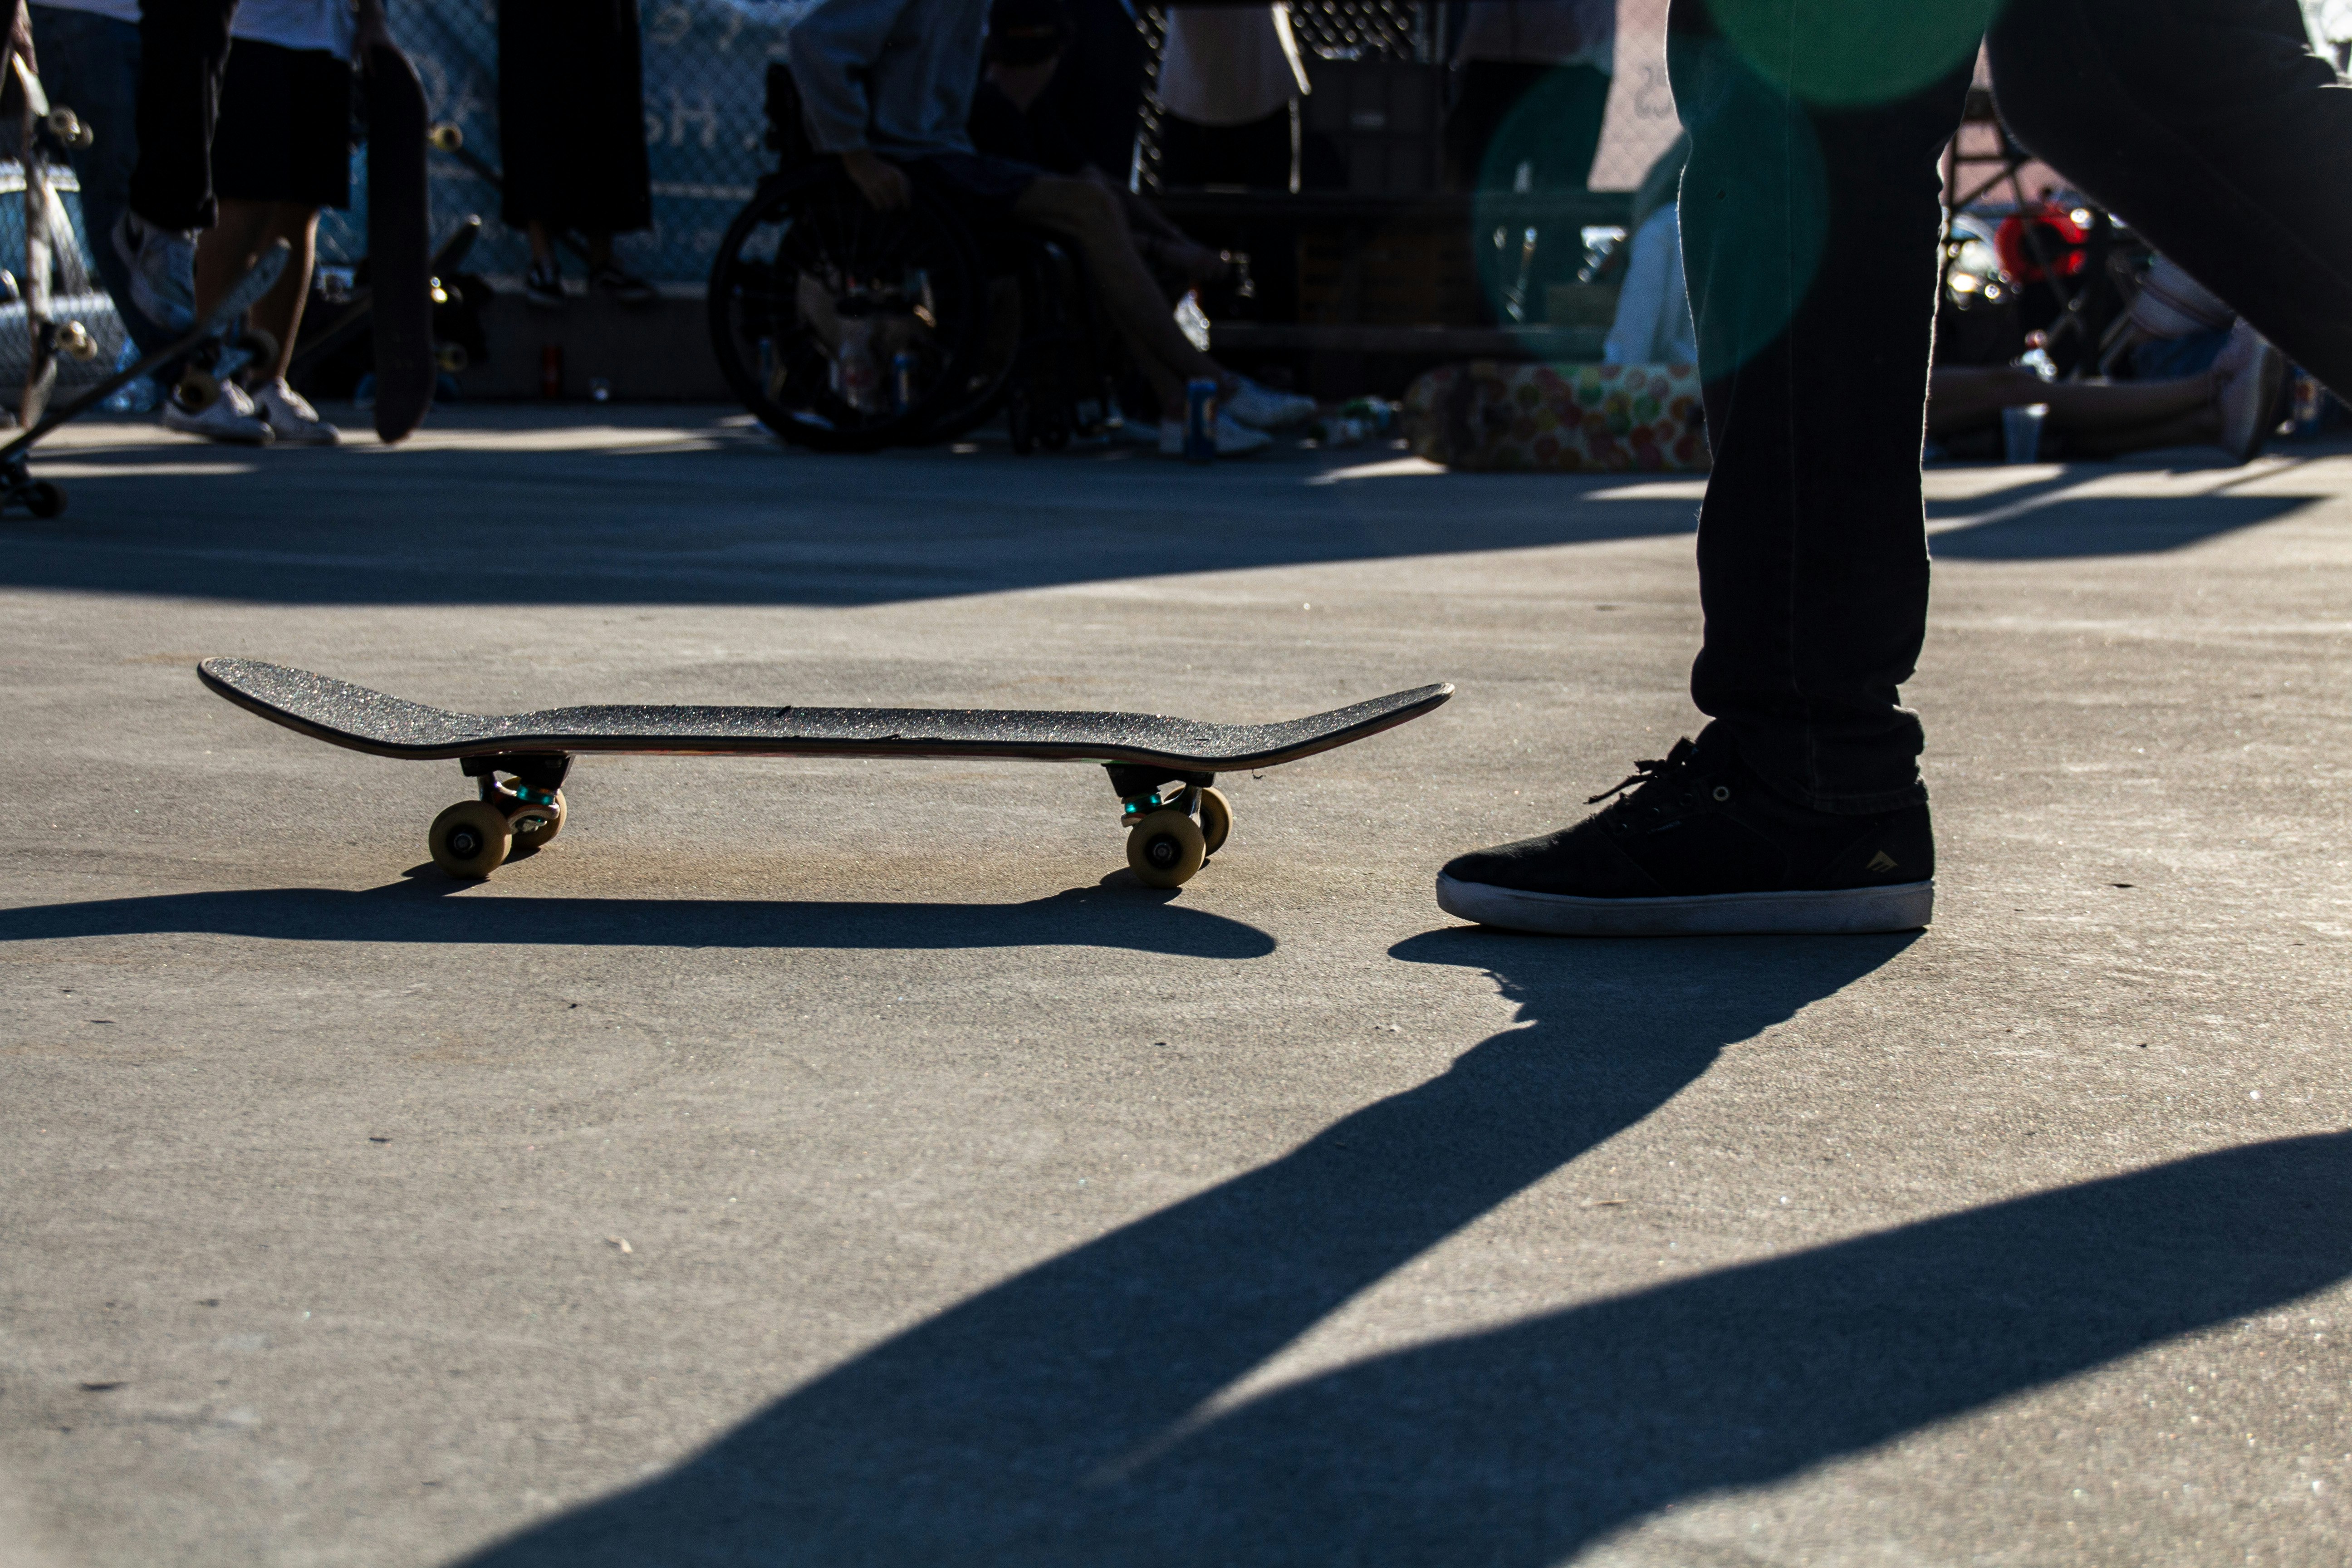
top-left (1706, 0), bottom-right (2002, 108)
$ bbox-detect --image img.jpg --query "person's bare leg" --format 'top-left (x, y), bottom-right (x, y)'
top-left (241, 202), bottom-right (319, 381)
top-left (1014, 176), bottom-right (1225, 393)
top-left (190, 198), bottom-right (272, 320)
top-left (1928, 365), bottom-right (2221, 441)
top-left (2041, 374), bottom-right (2219, 437)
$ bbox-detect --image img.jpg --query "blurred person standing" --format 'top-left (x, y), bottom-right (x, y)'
top-left (499, 0), bottom-right (656, 309)
top-left (1445, 0), bottom-right (1617, 192)
top-left (28, 0), bottom-right (182, 368)
top-left (1154, 3), bottom-right (1308, 191)
top-left (168, 0), bottom-right (392, 446)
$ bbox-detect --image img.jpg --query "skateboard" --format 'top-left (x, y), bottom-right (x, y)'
top-left (286, 212), bottom-right (480, 387)
top-left (363, 42), bottom-right (433, 444)
top-left (5, 4), bottom-right (97, 429)
top-left (0, 240), bottom-right (289, 516)
top-left (197, 657), bottom-right (1453, 888)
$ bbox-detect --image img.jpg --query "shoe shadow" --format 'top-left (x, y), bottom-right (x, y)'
top-left (0, 877), bottom-right (1276, 959)
top-left (451, 928), bottom-right (2056, 1566)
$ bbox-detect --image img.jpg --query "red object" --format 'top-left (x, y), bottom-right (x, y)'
top-left (540, 344), bottom-right (563, 399)
top-left (1995, 202), bottom-right (2090, 284)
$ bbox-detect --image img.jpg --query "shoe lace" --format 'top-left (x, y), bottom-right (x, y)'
top-left (1585, 737), bottom-right (1699, 805)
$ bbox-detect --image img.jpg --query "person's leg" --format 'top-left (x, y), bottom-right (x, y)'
top-left (230, 201), bottom-right (317, 382)
top-left (1015, 174), bottom-right (1222, 396)
top-left (127, 0), bottom-right (236, 233)
top-left (1673, 0), bottom-right (1981, 813)
top-left (1926, 365), bottom-right (2221, 441)
top-left (1990, 0), bottom-right (2352, 398)
top-left (1431, 2), bottom-right (1988, 935)
top-left (29, 6), bottom-right (176, 357)
top-left (189, 196), bottom-right (271, 319)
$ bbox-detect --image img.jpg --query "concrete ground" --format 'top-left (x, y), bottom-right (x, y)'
top-left (4, 407), bottom-right (2351, 1567)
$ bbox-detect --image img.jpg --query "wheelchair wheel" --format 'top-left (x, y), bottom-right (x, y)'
top-left (708, 166), bottom-right (984, 452)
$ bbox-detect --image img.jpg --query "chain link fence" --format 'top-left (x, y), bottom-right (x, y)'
top-left (327, 0), bottom-right (1675, 289)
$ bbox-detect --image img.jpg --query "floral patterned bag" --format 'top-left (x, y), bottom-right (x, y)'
top-left (1401, 362), bottom-right (1711, 473)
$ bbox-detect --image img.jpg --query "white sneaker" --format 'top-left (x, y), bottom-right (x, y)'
top-left (1159, 409), bottom-right (1274, 457)
top-left (2214, 320), bottom-right (2288, 464)
top-left (250, 377), bottom-right (342, 446)
top-left (111, 210), bottom-right (197, 332)
top-left (164, 377), bottom-right (274, 445)
top-left (1220, 376), bottom-right (1317, 430)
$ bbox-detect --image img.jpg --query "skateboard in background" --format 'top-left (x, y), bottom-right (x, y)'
top-left (198, 657), bottom-right (1454, 888)
top-left (3, 2), bottom-right (97, 431)
top-left (363, 40), bottom-right (432, 444)
top-left (0, 240), bottom-right (287, 516)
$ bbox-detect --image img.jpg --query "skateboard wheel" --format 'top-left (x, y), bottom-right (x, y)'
top-left (428, 121), bottom-right (464, 152)
top-left (1126, 808), bottom-right (1206, 889)
top-left (176, 368), bottom-right (220, 413)
top-left (1196, 786), bottom-right (1232, 858)
top-left (505, 788), bottom-right (566, 852)
top-left (21, 480), bottom-right (64, 518)
top-left (429, 799), bottom-right (512, 879)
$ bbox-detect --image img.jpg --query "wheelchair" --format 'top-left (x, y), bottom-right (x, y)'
top-left (706, 69), bottom-right (1125, 454)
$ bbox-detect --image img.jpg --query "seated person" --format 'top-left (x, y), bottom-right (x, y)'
top-left (1607, 154), bottom-right (2289, 465)
top-left (1602, 135), bottom-right (1695, 367)
top-left (1928, 322), bottom-right (2287, 464)
top-left (969, 0), bottom-right (1230, 292)
top-left (786, 0), bottom-right (1313, 456)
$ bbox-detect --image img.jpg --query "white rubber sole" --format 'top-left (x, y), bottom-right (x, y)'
top-left (1435, 873), bottom-right (1934, 936)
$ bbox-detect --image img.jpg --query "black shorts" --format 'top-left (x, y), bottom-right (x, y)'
top-left (211, 39), bottom-right (353, 209)
top-left (915, 150), bottom-right (1043, 219)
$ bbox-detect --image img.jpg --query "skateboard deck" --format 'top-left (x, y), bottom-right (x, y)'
top-left (198, 657), bottom-right (1452, 887)
top-left (363, 42), bottom-right (433, 444)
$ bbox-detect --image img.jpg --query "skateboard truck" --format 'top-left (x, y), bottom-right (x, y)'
top-left (1104, 764), bottom-right (1231, 887)
top-left (432, 753), bottom-right (574, 875)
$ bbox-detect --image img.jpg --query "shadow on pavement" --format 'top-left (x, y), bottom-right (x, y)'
top-left (0, 451), bottom-right (1705, 607)
top-left (1931, 493), bottom-right (2316, 559)
top-left (0, 879), bottom-right (1277, 959)
top-left (436, 928), bottom-right (2169, 1566)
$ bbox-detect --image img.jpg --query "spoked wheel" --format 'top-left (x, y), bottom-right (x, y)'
top-left (707, 165), bottom-right (984, 452)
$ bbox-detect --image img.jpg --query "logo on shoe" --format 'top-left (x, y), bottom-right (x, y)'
top-left (1866, 850), bottom-right (1898, 873)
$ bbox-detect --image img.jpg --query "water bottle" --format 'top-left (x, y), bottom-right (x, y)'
top-left (1184, 378), bottom-right (1216, 464)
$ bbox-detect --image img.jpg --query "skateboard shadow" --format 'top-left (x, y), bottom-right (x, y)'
top-left (0, 878), bottom-right (1276, 959)
top-left (455, 928), bottom-right (2352, 1565)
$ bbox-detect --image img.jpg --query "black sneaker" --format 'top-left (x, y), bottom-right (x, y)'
top-left (1436, 734), bottom-right (1934, 936)
top-left (523, 261), bottom-right (565, 310)
top-left (591, 264), bottom-right (657, 308)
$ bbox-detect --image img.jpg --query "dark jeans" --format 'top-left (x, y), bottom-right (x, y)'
top-left (28, 4), bottom-right (177, 358)
top-left (128, 0), bottom-right (238, 233)
top-left (1671, 0), bottom-right (2352, 812)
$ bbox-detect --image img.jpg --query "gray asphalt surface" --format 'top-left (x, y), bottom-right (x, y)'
top-left (4, 408), bottom-right (2350, 1566)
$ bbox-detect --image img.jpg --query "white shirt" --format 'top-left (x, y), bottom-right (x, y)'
top-left (231, 0), bottom-right (358, 61)
top-left (1603, 204), bottom-right (1697, 367)
top-left (1156, 5), bottom-right (1308, 128)
top-left (29, 0), bottom-right (142, 25)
